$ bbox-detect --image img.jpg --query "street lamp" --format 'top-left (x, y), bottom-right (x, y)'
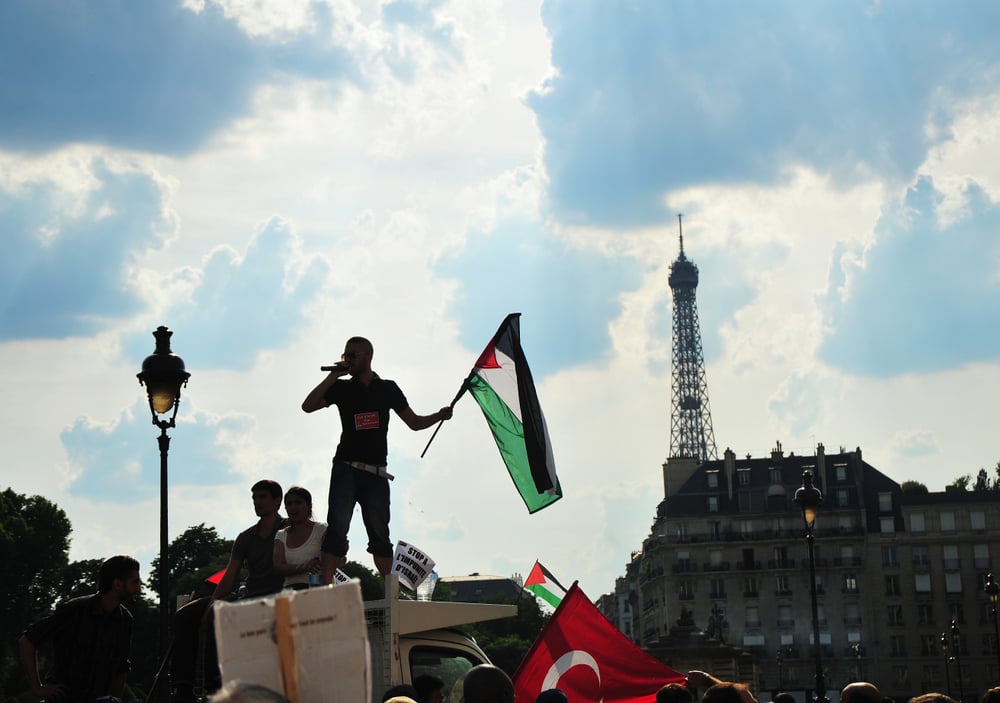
top-left (794, 470), bottom-right (827, 703)
top-left (951, 619), bottom-right (964, 703)
top-left (986, 573), bottom-right (1000, 677)
top-left (940, 632), bottom-right (951, 698)
top-left (137, 326), bottom-right (190, 670)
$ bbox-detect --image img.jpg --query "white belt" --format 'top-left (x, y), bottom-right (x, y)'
top-left (346, 460), bottom-right (394, 481)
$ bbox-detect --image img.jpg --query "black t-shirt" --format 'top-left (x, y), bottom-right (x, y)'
top-left (231, 520), bottom-right (286, 597)
top-left (323, 374), bottom-right (408, 465)
top-left (23, 594), bottom-right (132, 703)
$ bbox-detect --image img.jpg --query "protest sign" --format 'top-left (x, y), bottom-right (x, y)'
top-left (215, 581), bottom-right (369, 703)
top-left (391, 540), bottom-right (435, 590)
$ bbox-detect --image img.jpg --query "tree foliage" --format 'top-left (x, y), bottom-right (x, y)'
top-left (900, 480), bottom-right (929, 494)
top-left (149, 523), bottom-right (233, 602)
top-left (0, 488), bottom-right (72, 698)
top-left (463, 594), bottom-right (548, 677)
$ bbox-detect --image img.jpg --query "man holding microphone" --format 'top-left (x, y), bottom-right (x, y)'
top-left (302, 336), bottom-right (452, 582)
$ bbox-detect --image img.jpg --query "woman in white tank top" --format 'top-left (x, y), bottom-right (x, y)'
top-left (273, 485), bottom-right (327, 588)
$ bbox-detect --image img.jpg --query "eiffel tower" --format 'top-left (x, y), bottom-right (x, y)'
top-left (668, 214), bottom-right (718, 462)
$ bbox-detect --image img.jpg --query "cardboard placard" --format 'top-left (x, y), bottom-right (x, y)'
top-left (215, 581), bottom-right (369, 703)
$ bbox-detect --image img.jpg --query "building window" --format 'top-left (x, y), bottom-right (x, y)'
top-left (885, 575), bottom-right (902, 596)
top-left (893, 666), bottom-right (909, 686)
top-left (971, 511), bottom-right (986, 532)
top-left (837, 489), bottom-right (849, 507)
top-left (679, 580), bottom-right (694, 600)
top-left (920, 634), bottom-right (938, 656)
top-left (844, 603), bottom-right (861, 626)
top-left (915, 574), bottom-right (932, 593)
top-left (709, 549), bottom-right (723, 567)
top-left (738, 469), bottom-right (750, 486)
top-left (890, 635), bottom-right (907, 657)
top-left (882, 545), bottom-right (899, 566)
top-left (770, 468), bottom-right (782, 483)
top-left (975, 544), bottom-right (991, 569)
top-left (773, 546), bottom-right (790, 568)
top-left (949, 603), bottom-right (965, 624)
top-left (918, 604), bottom-right (934, 626)
top-left (943, 545), bottom-right (960, 570)
top-left (880, 516), bottom-right (896, 534)
top-left (940, 511), bottom-right (956, 533)
top-left (911, 512), bottom-right (926, 533)
top-left (836, 464), bottom-right (847, 482)
top-left (707, 471), bottom-right (719, 488)
top-left (887, 604), bottom-right (904, 626)
top-left (710, 578), bottom-right (726, 598)
top-left (709, 521), bottom-right (721, 539)
top-left (878, 492), bottom-right (893, 512)
top-left (677, 523), bottom-right (689, 541)
top-left (844, 574), bottom-right (858, 594)
top-left (913, 545), bottom-right (930, 567)
top-left (746, 606), bottom-right (760, 627)
top-left (744, 576), bottom-right (758, 597)
top-left (776, 575), bottom-right (792, 595)
top-left (778, 605), bottom-right (793, 627)
top-left (708, 496), bottom-right (719, 513)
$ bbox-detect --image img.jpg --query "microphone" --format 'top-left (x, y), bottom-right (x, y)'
top-left (320, 363), bottom-right (348, 372)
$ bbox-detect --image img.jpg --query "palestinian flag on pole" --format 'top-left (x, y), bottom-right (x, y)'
top-left (524, 560), bottom-right (567, 608)
top-left (467, 313), bottom-right (561, 513)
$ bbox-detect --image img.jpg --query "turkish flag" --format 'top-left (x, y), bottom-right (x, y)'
top-left (513, 583), bottom-right (683, 703)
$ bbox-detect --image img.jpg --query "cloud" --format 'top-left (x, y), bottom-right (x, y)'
top-left (0, 157), bottom-right (169, 340)
top-left (124, 217), bottom-right (330, 371)
top-left (437, 216), bottom-right (643, 375)
top-left (60, 400), bottom-right (257, 502)
top-left (528, 1), bottom-right (1000, 226)
top-left (820, 176), bottom-right (1000, 376)
top-left (0, 0), bottom-right (357, 155)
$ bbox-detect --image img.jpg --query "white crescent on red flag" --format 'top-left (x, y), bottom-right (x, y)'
top-left (513, 583), bottom-right (684, 703)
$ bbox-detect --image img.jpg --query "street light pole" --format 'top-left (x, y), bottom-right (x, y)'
top-left (951, 620), bottom-right (964, 703)
top-left (986, 573), bottom-right (1000, 678)
top-left (794, 470), bottom-right (828, 703)
top-left (137, 326), bottom-right (190, 676)
top-left (941, 632), bottom-right (951, 699)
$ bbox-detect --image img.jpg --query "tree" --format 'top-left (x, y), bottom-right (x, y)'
top-left (900, 480), bottom-right (929, 495)
top-left (148, 523), bottom-right (233, 603)
top-left (950, 474), bottom-right (972, 491)
top-left (0, 488), bottom-right (72, 698)
top-left (464, 594), bottom-right (548, 676)
top-left (976, 468), bottom-right (991, 492)
top-left (341, 560), bottom-right (385, 600)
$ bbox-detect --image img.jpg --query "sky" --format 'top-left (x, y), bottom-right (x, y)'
top-left (3, 0), bottom-right (1000, 602)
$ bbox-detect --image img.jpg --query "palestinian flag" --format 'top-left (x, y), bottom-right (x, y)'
top-left (524, 560), bottom-right (567, 608)
top-left (467, 313), bottom-right (561, 513)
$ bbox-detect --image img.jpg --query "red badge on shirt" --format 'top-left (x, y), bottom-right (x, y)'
top-left (354, 411), bottom-right (380, 430)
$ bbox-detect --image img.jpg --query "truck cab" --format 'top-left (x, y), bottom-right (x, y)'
top-left (366, 576), bottom-right (517, 703)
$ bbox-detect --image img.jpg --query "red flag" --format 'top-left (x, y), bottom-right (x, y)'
top-left (205, 568), bottom-right (226, 585)
top-left (513, 583), bottom-right (683, 703)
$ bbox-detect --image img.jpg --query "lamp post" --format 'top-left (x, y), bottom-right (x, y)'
top-left (851, 642), bottom-right (864, 680)
top-left (794, 470), bottom-right (827, 703)
top-left (137, 326), bottom-right (190, 668)
top-left (940, 632), bottom-right (951, 698)
top-left (986, 573), bottom-right (1000, 677)
top-left (951, 619), bottom-right (964, 703)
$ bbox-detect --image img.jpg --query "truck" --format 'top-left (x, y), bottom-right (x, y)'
top-left (365, 575), bottom-right (517, 703)
top-left (213, 574), bottom-right (517, 703)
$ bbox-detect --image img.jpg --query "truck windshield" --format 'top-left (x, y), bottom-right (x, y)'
top-left (409, 646), bottom-right (486, 703)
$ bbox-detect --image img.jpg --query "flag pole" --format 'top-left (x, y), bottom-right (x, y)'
top-left (420, 373), bottom-right (473, 458)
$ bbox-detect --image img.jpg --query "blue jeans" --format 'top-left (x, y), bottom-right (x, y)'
top-left (322, 459), bottom-right (393, 558)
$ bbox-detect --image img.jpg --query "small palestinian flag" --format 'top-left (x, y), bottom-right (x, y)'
top-left (524, 560), bottom-right (567, 608)
top-left (467, 313), bottom-right (561, 513)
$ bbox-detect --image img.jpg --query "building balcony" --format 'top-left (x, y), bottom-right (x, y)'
top-left (777, 618), bottom-right (795, 627)
top-left (672, 562), bottom-right (697, 573)
top-left (843, 616), bottom-right (863, 625)
top-left (833, 557), bottom-right (863, 567)
top-left (775, 589), bottom-right (793, 597)
top-left (743, 590), bottom-right (759, 598)
top-left (842, 587), bottom-right (860, 595)
top-left (678, 593), bottom-right (695, 601)
top-left (710, 590), bottom-right (727, 599)
top-left (737, 560), bottom-right (762, 571)
top-left (768, 559), bottom-right (796, 569)
top-left (943, 559), bottom-right (961, 570)
top-left (703, 562), bottom-right (731, 572)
